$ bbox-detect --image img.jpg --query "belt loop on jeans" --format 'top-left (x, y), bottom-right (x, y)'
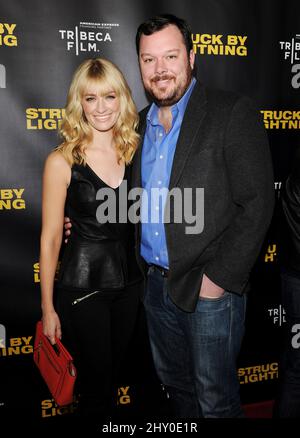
top-left (149, 264), bottom-right (169, 278)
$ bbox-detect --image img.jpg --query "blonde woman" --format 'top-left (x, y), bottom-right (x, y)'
top-left (39, 58), bottom-right (142, 423)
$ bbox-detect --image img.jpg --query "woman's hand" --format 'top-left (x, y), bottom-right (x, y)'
top-left (42, 310), bottom-right (62, 345)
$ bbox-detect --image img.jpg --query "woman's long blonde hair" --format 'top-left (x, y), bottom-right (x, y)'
top-left (56, 58), bottom-right (139, 165)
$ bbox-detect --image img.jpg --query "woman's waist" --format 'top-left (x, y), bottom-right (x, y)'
top-left (70, 220), bottom-right (132, 242)
top-left (57, 243), bottom-right (141, 292)
top-left (63, 234), bottom-right (127, 261)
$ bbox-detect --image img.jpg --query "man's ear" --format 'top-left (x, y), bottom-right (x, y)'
top-left (189, 49), bottom-right (195, 70)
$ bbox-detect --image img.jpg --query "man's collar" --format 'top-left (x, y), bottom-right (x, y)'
top-left (147, 77), bottom-right (197, 125)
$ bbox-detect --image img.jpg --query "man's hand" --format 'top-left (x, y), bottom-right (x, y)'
top-left (199, 273), bottom-right (225, 299)
top-left (64, 216), bottom-right (72, 243)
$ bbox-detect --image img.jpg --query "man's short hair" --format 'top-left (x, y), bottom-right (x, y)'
top-left (135, 13), bottom-right (193, 55)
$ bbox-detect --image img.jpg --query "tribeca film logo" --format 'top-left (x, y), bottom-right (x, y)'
top-left (274, 181), bottom-right (282, 199)
top-left (280, 35), bottom-right (300, 88)
top-left (58, 21), bottom-right (119, 55)
top-left (268, 305), bottom-right (286, 326)
top-left (0, 64), bottom-right (5, 88)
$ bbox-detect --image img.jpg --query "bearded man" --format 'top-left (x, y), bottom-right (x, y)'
top-left (132, 13), bottom-right (275, 418)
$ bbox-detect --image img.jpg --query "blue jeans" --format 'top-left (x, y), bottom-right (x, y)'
top-left (143, 265), bottom-right (246, 418)
top-left (275, 268), bottom-right (300, 417)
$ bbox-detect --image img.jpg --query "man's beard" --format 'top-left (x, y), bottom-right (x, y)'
top-left (146, 68), bottom-right (193, 107)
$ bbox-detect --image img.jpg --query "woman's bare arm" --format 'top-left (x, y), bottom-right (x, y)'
top-left (39, 151), bottom-right (71, 344)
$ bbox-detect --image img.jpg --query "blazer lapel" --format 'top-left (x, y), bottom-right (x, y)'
top-left (168, 82), bottom-right (207, 190)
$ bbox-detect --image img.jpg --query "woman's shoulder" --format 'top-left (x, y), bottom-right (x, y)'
top-left (43, 150), bottom-right (72, 188)
top-left (45, 149), bottom-right (71, 171)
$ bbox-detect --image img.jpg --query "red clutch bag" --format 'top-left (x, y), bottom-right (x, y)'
top-left (33, 320), bottom-right (77, 406)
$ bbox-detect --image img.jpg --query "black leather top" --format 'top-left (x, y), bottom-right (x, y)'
top-left (57, 162), bottom-right (142, 291)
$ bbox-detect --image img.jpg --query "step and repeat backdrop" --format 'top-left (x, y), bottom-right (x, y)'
top-left (1, 0), bottom-right (300, 422)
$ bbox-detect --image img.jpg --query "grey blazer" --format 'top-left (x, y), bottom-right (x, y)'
top-left (132, 81), bottom-right (275, 312)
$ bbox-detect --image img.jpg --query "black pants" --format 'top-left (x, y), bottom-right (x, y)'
top-left (56, 282), bottom-right (141, 423)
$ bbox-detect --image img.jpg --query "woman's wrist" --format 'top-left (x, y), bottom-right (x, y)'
top-left (41, 303), bottom-right (56, 314)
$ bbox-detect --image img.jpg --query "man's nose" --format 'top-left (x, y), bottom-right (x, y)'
top-left (155, 58), bottom-right (167, 74)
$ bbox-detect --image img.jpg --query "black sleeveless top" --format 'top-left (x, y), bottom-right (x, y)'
top-left (57, 163), bottom-right (141, 292)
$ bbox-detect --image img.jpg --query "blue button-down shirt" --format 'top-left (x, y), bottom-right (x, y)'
top-left (141, 78), bottom-right (196, 268)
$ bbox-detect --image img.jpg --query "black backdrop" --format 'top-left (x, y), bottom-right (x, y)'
top-left (1, 0), bottom-right (300, 423)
